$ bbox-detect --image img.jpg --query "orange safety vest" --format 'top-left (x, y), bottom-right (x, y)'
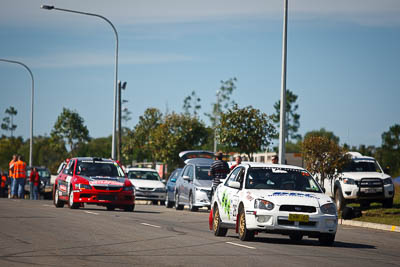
top-left (14, 160), bottom-right (27, 179)
top-left (9, 159), bottom-right (16, 178)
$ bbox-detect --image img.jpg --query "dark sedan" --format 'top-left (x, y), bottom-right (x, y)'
top-left (165, 168), bottom-right (182, 208)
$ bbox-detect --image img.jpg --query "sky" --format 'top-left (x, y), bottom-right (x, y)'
top-left (1, 0), bottom-right (399, 149)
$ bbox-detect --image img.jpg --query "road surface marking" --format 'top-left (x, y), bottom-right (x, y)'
top-left (42, 204), bottom-right (52, 207)
top-left (226, 242), bottom-right (256, 250)
top-left (84, 211), bottom-right (99, 215)
top-left (141, 223), bottom-right (161, 228)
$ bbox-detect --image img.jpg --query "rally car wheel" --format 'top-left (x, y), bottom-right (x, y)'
top-left (189, 193), bottom-right (198, 212)
top-left (124, 205), bottom-right (135, 212)
top-left (68, 189), bottom-right (79, 209)
top-left (289, 233), bottom-right (303, 242)
top-left (106, 205), bottom-right (115, 211)
top-left (319, 233), bottom-right (335, 246)
top-left (238, 208), bottom-right (254, 241)
top-left (175, 192), bottom-right (184, 210)
top-left (53, 186), bottom-right (64, 208)
top-left (213, 206), bottom-right (227, 236)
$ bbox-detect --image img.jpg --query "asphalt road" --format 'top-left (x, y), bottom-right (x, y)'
top-left (0, 199), bottom-right (399, 267)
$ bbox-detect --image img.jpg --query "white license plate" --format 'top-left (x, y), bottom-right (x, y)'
top-left (362, 188), bottom-right (377, 193)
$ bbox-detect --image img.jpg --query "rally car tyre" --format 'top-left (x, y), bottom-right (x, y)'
top-left (189, 193), bottom-right (198, 212)
top-left (53, 186), bottom-right (64, 208)
top-left (335, 188), bottom-right (346, 212)
top-left (124, 205), bottom-right (135, 212)
top-left (165, 194), bottom-right (174, 208)
top-left (213, 206), bottom-right (227, 237)
top-left (319, 233), bottom-right (335, 246)
top-left (383, 198), bottom-right (393, 208)
top-left (106, 205), bottom-right (115, 211)
top-left (289, 233), bottom-right (303, 242)
top-left (175, 192), bottom-right (184, 210)
top-left (238, 208), bottom-right (254, 241)
top-left (68, 189), bottom-right (80, 209)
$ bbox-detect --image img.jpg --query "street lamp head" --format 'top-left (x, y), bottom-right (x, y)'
top-left (40, 5), bottom-right (54, 10)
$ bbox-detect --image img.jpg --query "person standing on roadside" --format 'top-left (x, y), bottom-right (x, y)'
top-left (230, 155), bottom-right (242, 170)
top-left (210, 151), bottom-right (230, 197)
top-left (272, 155), bottom-right (279, 164)
top-left (9, 154), bottom-right (17, 198)
top-left (13, 155), bottom-right (27, 199)
top-left (29, 167), bottom-right (40, 200)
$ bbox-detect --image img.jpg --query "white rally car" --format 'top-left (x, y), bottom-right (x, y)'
top-left (211, 163), bottom-right (338, 245)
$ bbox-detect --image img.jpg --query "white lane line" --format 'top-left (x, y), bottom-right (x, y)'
top-left (141, 223), bottom-right (161, 228)
top-left (84, 211), bottom-right (99, 215)
top-left (226, 242), bottom-right (256, 250)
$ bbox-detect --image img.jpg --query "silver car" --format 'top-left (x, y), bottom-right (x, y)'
top-left (174, 158), bottom-right (213, 211)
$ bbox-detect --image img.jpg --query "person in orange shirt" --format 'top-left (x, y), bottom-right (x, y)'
top-left (13, 155), bottom-right (27, 199)
top-left (9, 154), bottom-right (17, 198)
top-left (29, 167), bottom-right (40, 200)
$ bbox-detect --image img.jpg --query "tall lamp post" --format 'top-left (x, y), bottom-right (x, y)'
top-left (41, 4), bottom-right (119, 159)
top-left (278, 0), bottom-right (288, 165)
top-left (117, 80), bottom-right (127, 162)
top-left (0, 59), bottom-right (34, 167)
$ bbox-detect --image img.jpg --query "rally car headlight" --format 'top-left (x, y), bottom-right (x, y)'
top-left (383, 178), bottom-right (393, 185)
top-left (320, 203), bottom-right (337, 215)
top-left (343, 178), bottom-right (356, 185)
top-left (254, 199), bottom-right (274, 210)
top-left (76, 184), bottom-right (92, 190)
top-left (123, 186), bottom-right (134, 191)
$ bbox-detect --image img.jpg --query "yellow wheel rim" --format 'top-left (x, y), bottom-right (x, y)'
top-left (213, 208), bottom-right (220, 231)
top-left (239, 213), bottom-right (245, 236)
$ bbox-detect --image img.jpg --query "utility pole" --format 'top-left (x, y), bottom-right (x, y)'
top-left (117, 80), bottom-right (127, 162)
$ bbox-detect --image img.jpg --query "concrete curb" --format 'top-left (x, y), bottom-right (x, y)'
top-left (340, 219), bottom-right (400, 233)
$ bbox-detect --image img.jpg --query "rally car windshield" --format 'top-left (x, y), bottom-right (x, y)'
top-left (128, 171), bottom-right (161, 181)
top-left (76, 161), bottom-right (125, 177)
top-left (342, 160), bottom-right (382, 173)
top-left (245, 168), bottom-right (322, 193)
top-left (196, 166), bottom-right (212, 180)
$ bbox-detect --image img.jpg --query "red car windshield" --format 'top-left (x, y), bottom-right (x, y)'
top-left (76, 160), bottom-right (125, 177)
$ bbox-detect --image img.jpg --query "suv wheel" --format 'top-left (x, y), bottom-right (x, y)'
top-left (335, 188), bottom-right (346, 212)
top-left (383, 198), bottom-right (393, 208)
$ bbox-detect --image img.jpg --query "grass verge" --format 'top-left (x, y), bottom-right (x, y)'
top-left (351, 184), bottom-right (400, 226)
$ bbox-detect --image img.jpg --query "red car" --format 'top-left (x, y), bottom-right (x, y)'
top-left (53, 157), bottom-right (135, 211)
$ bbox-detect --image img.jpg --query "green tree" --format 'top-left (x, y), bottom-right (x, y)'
top-left (51, 108), bottom-right (90, 153)
top-left (183, 90), bottom-right (201, 117)
top-left (304, 128), bottom-right (340, 144)
top-left (151, 113), bottom-right (209, 171)
top-left (125, 108), bottom-right (163, 164)
top-left (218, 105), bottom-right (276, 159)
top-left (1, 106), bottom-right (18, 137)
top-left (272, 89), bottom-right (301, 142)
top-left (0, 136), bottom-right (24, 171)
top-left (380, 124), bottom-right (400, 176)
top-left (302, 135), bottom-right (349, 187)
top-left (75, 137), bottom-right (112, 159)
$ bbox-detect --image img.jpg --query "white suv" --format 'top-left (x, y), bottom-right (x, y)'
top-left (323, 152), bottom-right (395, 210)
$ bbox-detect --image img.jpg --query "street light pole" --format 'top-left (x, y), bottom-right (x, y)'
top-left (117, 80), bottom-right (127, 162)
top-left (41, 5), bottom-right (119, 159)
top-left (278, 0), bottom-right (288, 165)
top-left (0, 59), bottom-right (34, 167)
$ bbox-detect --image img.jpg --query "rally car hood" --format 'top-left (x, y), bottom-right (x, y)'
top-left (79, 176), bottom-right (126, 187)
top-left (129, 179), bottom-right (165, 189)
top-left (245, 189), bottom-right (332, 207)
top-left (193, 179), bottom-right (212, 189)
top-left (340, 172), bottom-right (390, 180)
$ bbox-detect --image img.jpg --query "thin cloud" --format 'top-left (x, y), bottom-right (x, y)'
top-left (21, 51), bottom-right (196, 68)
top-left (1, 0), bottom-right (400, 27)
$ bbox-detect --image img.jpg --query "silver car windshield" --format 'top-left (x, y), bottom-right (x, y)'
top-left (245, 168), bottom-right (322, 193)
top-left (128, 171), bottom-right (160, 181)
